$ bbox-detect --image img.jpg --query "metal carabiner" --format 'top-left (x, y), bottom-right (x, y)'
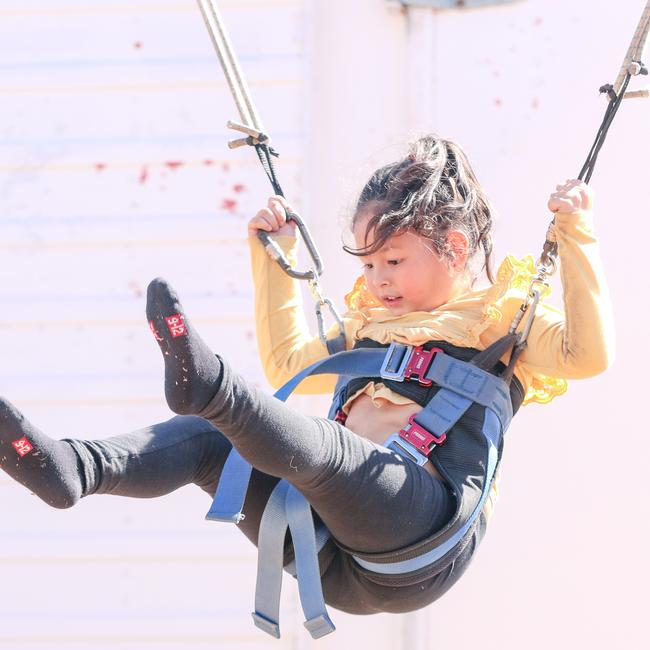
top-left (507, 282), bottom-right (545, 342)
top-left (518, 288), bottom-right (542, 345)
top-left (257, 210), bottom-right (324, 281)
top-left (315, 297), bottom-right (345, 347)
top-left (308, 277), bottom-right (345, 350)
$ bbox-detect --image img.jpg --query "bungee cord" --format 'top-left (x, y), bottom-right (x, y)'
top-left (196, 0), bottom-right (264, 137)
top-left (196, 0), bottom-right (648, 371)
top-left (504, 1), bottom-right (650, 379)
top-left (195, 0), bottom-right (345, 349)
top-left (612, 1), bottom-right (650, 97)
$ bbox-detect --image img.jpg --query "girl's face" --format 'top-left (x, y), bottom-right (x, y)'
top-left (353, 211), bottom-right (469, 316)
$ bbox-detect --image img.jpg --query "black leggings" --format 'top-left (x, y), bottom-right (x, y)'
top-left (68, 356), bottom-right (473, 614)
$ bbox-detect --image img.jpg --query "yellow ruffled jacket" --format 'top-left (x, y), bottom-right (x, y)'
top-left (249, 210), bottom-right (615, 407)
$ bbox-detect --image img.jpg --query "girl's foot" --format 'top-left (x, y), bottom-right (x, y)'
top-left (146, 278), bottom-right (223, 416)
top-left (0, 398), bottom-right (83, 508)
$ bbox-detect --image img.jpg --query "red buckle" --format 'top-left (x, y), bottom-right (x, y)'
top-left (403, 346), bottom-right (441, 386)
top-left (398, 414), bottom-right (446, 455)
top-left (334, 410), bottom-right (347, 425)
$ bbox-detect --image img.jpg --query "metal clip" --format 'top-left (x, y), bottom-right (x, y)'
top-left (258, 210), bottom-right (323, 281)
top-left (383, 433), bottom-right (429, 466)
top-left (384, 413), bottom-right (446, 467)
top-left (379, 343), bottom-right (412, 381)
top-left (399, 414), bottom-right (446, 452)
top-left (627, 60), bottom-right (648, 76)
top-left (518, 288), bottom-right (542, 344)
top-left (315, 297), bottom-right (345, 347)
top-left (227, 120), bottom-right (270, 149)
top-left (403, 346), bottom-right (441, 386)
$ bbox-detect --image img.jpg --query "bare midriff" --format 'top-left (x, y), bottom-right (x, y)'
top-left (345, 393), bottom-right (444, 481)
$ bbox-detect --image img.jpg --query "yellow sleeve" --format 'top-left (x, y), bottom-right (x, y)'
top-left (249, 233), bottom-right (358, 394)
top-left (501, 209), bottom-right (615, 379)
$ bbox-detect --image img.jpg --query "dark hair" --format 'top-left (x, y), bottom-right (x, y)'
top-left (344, 135), bottom-right (495, 283)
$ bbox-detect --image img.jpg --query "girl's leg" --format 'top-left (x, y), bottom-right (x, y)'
top-left (68, 416), bottom-right (232, 499)
top-left (69, 416), bottom-right (281, 547)
top-left (0, 402), bottom-right (279, 543)
top-left (146, 279), bottom-right (454, 554)
top-left (0, 401), bottom-right (234, 508)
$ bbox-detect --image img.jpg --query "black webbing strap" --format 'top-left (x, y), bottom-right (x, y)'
top-left (254, 143), bottom-right (284, 197)
top-left (579, 73), bottom-right (633, 183)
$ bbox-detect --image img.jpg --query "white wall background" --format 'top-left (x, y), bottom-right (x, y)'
top-left (0, 0), bottom-right (648, 648)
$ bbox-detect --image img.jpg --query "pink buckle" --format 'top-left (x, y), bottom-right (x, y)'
top-left (398, 414), bottom-right (446, 455)
top-left (403, 346), bottom-right (441, 386)
top-left (334, 409), bottom-right (347, 425)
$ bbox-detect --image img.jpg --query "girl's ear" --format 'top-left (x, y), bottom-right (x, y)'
top-left (447, 230), bottom-right (470, 269)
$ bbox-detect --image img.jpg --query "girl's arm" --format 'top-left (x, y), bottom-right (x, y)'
top-left (504, 180), bottom-right (615, 379)
top-left (248, 196), bottom-right (355, 393)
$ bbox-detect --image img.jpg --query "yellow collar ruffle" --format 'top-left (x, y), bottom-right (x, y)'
top-left (343, 255), bottom-right (567, 406)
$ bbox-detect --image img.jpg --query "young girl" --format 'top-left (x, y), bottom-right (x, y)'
top-left (0, 135), bottom-right (613, 620)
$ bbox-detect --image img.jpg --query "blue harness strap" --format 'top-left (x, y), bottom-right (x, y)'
top-left (206, 344), bottom-right (513, 639)
top-left (251, 481), bottom-right (335, 639)
top-left (421, 353), bottom-right (513, 422)
top-left (284, 486), bottom-right (336, 638)
top-left (251, 480), bottom-right (289, 638)
top-left (205, 448), bottom-right (251, 523)
top-left (204, 349), bottom-right (390, 525)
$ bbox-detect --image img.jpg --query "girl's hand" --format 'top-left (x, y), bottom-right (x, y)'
top-left (548, 179), bottom-right (593, 214)
top-left (247, 195), bottom-right (297, 238)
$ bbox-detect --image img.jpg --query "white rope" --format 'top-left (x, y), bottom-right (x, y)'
top-left (613, 0), bottom-right (650, 97)
top-left (196, 0), bottom-right (265, 132)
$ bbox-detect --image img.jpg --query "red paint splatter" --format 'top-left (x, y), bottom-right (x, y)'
top-left (232, 183), bottom-right (246, 194)
top-left (128, 280), bottom-right (144, 298)
top-left (533, 17), bottom-right (543, 27)
top-left (133, 41), bottom-right (143, 49)
top-left (221, 162), bottom-right (231, 172)
top-left (494, 98), bottom-right (503, 108)
top-left (94, 162), bottom-right (107, 172)
top-left (165, 161), bottom-right (184, 170)
top-left (203, 159), bottom-right (215, 166)
top-left (531, 97), bottom-right (540, 110)
top-left (221, 198), bottom-right (238, 212)
top-left (139, 166), bottom-right (149, 184)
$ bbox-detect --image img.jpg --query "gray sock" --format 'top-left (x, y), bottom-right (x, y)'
top-left (0, 398), bottom-right (84, 508)
top-left (146, 277), bottom-right (223, 416)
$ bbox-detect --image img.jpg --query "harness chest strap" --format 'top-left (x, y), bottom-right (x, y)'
top-left (205, 344), bottom-right (513, 639)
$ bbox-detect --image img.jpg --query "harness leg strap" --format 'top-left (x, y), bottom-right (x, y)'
top-left (205, 448), bottom-right (251, 523)
top-left (251, 480), bottom-right (290, 638)
top-left (285, 486), bottom-right (336, 639)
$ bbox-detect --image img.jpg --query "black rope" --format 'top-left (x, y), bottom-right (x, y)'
top-left (579, 73), bottom-right (632, 183)
top-left (254, 143), bottom-right (284, 197)
top-left (502, 70), bottom-right (638, 384)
